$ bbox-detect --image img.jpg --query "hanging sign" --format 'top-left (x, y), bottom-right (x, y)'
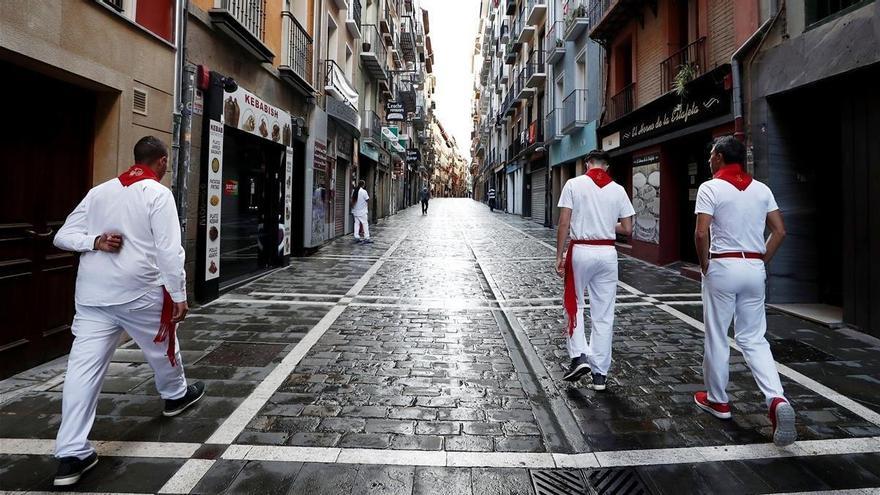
top-left (385, 101), bottom-right (406, 122)
top-left (223, 86), bottom-right (293, 147)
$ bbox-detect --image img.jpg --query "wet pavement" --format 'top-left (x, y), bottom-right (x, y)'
top-left (2, 199), bottom-right (880, 494)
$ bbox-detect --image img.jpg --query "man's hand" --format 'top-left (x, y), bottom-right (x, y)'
top-left (94, 233), bottom-right (123, 252)
top-left (172, 301), bottom-right (189, 323)
top-left (701, 262), bottom-right (709, 276)
top-left (556, 256), bottom-right (565, 278)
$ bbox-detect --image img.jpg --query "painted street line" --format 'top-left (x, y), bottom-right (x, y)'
top-left (156, 459), bottom-right (215, 494)
top-left (0, 438), bottom-right (199, 458)
top-left (204, 298), bottom-right (338, 307)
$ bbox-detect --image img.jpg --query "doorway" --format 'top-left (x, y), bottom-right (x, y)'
top-left (671, 132), bottom-right (713, 264)
top-left (0, 61), bottom-right (94, 378)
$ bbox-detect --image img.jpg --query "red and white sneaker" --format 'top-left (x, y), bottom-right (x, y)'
top-left (769, 397), bottom-right (797, 447)
top-left (694, 391), bottom-right (732, 419)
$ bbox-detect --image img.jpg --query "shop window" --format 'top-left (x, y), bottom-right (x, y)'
top-left (805, 0), bottom-right (873, 28)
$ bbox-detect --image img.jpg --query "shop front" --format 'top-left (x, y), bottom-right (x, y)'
top-left (506, 161), bottom-right (524, 216)
top-left (196, 74), bottom-right (294, 302)
top-left (599, 65), bottom-right (733, 267)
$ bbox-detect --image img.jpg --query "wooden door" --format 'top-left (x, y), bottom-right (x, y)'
top-left (0, 62), bottom-right (93, 378)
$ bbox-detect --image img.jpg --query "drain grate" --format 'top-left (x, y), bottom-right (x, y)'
top-left (530, 469), bottom-right (589, 495)
top-left (585, 467), bottom-right (649, 495)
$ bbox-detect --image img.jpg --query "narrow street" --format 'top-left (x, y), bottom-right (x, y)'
top-left (3, 199), bottom-right (880, 494)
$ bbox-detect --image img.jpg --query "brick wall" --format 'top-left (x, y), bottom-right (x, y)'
top-left (707, 0), bottom-right (735, 69)
top-left (635, 2), bottom-right (666, 107)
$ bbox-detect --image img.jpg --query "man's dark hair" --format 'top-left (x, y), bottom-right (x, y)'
top-left (134, 136), bottom-right (168, 164)
top-left (585, 149), bottom-right (610, 164)
top-left (359, 180), bottom-right (366, 188)
top-left (712, 136), bottom-right (745, 164)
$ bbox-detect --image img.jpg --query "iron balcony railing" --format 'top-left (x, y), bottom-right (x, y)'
top-left (545, 107), bottom-right (563, 141)
top-left (586, 0), bottom-right (611, 31)
top-left (363, 110), bottom-right (382, 143)
top-left (217, 0), bottom-right (266, 40)
top-left (360, 24), bottom-right (388, 79)
top-left (608, 82), bottom-right (635, 122)
top-left (562, 89), bottom-right (589, 131)
top-left (660, 36), bottom-right (707, 94)
top-left (545, 21), bottom-right (564, 56)
top-left (283, 12), bottom-right (313, 85)
top-left (103, 0), bottom-right (124, 11)
top-left (350, 0), bottom-right (362, 29)
top-left (525, 49), bottom-right (545, 79)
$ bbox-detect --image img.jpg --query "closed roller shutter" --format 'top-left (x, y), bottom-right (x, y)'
top-left (531, 168), bottom-right (546, 226)
top-left (334, 162), bottom-right (346, 237)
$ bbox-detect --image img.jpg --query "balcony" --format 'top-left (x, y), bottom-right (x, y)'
top-left (362, 110), bottom-right (382, 146)
top-left (545, 21), bottom-right (565, 64)
top-left (563, 0), bottom-right (589, 42)
top-left (331, 0), bottom-right (347, 8)
top-left (400, 16), bottom-right (418, 63)
top-left (516, 67), bottom-right (535, 100)
top-left (279, 13), bottom-right (314, 93)
top-left (660, 37), bottom-right (707, 94)
top-left (607, 82), bottom-right (635, 122)
top-left (505, 0), bottom-right (516, 16)
top-left (526, 0), bottom-right (546, 26)
top-left (588, 0), bottom-right (650, 42)
top-left (346, 0), bottom-right (362, 38)
top-left (500, 20), bottom-right (510, 44)
top-left (525, 50), bottom-right (545, 88)
top-left (360, 25), bottom-right (388, 81)
top-left (324, 60), bottom-right (361, 134)
top-left (527, 118), bottom-right (544, 147)
top-left (545, 107), bottom-right (563, 143)
top-left (505, 39), bottom-right (519, 65)
top-left (210, 0), bottom-right (274, 63)
top-left (515, 8), bottom-right (535, 44)
top-left (562, 89), bottom-right (588, 134)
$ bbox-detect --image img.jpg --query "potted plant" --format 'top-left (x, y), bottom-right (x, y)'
top-left (673, 62), bottom-right (698, 96)
top-left (362, 40), bottom-right (372, 52)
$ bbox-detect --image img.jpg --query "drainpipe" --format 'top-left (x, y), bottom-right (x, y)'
top-left (732, 0), bottom-right (781, 142)
top-left (171, 0), bottom-right (191, 234)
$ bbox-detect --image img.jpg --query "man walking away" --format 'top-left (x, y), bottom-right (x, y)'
top-left (52, 136), bottom-right (204, 486)
top-left (352, 180), bottom-right (372, 244)
top-left (556, 150), bottom-right (634, 390)
top-left (694, 136), bottom-right (795, 447)
top-left (488, 186), bottom-right (496, 212)
top-left (420, 185), bottom-right (430, 215)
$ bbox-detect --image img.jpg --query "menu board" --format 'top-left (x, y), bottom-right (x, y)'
top-left (223, 87), bottom-right (292, 147)
top-left (284, 146), bottom-right (293, 255)
top-left (205, 119), bottom-right (223, 280)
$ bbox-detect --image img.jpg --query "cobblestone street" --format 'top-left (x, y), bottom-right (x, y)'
top-left (3, 199), bottom-right (880, 494)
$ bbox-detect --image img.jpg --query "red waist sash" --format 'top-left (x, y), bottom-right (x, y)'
top-left (563, 239), bottom-right (616, 336)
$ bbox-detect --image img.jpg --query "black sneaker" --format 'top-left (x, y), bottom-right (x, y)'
top-left (562, 354), bottom-right (591, 382)
top-left (591, 373), bottom-right (607, 391)
top-left (163, 381), bottom-right (205, 417)
top-left (54, 452), bottom-right (98, 486)
top-left (363, 238), bottom-right (374, 244)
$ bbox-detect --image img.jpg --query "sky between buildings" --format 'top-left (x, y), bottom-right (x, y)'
top-left (420, 0), bottom-right (481, 162)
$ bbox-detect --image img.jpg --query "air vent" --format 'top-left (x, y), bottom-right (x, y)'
top-left (133, 88), bottom-right (148, 116)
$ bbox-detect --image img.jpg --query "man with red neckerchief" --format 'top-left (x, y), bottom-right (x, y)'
top-left (51, 136), bottom-right (205, 486)
top-left (694, 136), bottom-right (795, 447)
top-left (556, 150), bottom-right (634, 390)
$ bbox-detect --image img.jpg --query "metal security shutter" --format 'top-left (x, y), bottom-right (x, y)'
top-left (334, 162), bottom-right (346, 237)
top-left (531, 168), bottom-right (546, 226)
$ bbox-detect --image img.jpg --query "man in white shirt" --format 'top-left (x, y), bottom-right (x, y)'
top-left (487, 186), bottom-right (496, 212)
top-left (351, 180), bottom-right (372, 244)
top-left (51, 136), bottom-right (205, 486)
top-left (694, 136), bottom-right (795, 447)
top-left (556, 150), bottom-right (634, 390)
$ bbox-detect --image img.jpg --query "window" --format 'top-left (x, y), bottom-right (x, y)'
top-left (576, 47), bottom-right (587, 90)
top-left (806, 0), bottom-right (873, 26)
top-left (345, 44), bottom-right (354, 81)
top-left (328, 14), bottom-right (339, 63)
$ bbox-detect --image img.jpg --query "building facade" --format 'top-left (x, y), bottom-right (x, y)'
top-left (0, 0), bottom-right (182, 377)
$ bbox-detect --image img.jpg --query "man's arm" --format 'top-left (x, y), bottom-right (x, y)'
top-left (53, 195), bottom-right (96, 253)
top-left (695, 213), bottom-right (712, 274)
top-left (556, 207), bottom-right (572, 277)
top-left (764, 210), bottom-right (786, 264)
top-left (150, 189), bottom-right (188, 320)
top-left (616, 216), bottom-right (633, 236)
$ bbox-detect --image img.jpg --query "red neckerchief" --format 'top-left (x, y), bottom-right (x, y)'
top-left (713, 163), bottom-right (752, 191)
top-left (117, 164), bottom-right (178, 367)
top-left (586, 168), bottom-right (613, 188)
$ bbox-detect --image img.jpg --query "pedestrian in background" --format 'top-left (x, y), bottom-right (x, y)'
top-left (420, 185), bottom-right (430, 215)
top-left (488, 186), bottom-right (496, 212)
top-left (351, 180), bottom-right (372, 244)
top-left (556, 150), bottom-right (634, 390)
top-left (694, 136), bottom-right (795, 447)
top-left (51, 136), bottom-right (205, 487)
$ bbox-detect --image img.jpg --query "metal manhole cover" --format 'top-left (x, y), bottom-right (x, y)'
top-left (769, 339), bottom-right (835, 363)
top-left (530, 469), bottom-right (588, 495)
top-left (585, 467), bottom-right (650, 495)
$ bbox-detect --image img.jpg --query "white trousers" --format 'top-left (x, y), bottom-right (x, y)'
top-left (566, 246), bottom-right (618, 375)
top-left (702, 259), bottom-right (785, 406)
top-left (55, 287), bottom-right (187, 460)
top-left (353, 214), bottom-right (370, 239)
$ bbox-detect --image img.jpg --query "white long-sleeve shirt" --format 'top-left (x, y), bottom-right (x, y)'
top-left (54, 177), bottom-right (187, 306)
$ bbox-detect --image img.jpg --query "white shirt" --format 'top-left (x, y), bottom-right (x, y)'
top-left (352, 188), bottom-right (369, 216)
top-left (694, 177), bottom-right (779, 254)
top-left (558, 175), bottom-right (635, 240)
top-left (488, 188), bottom-right (496, 199)
top-left (54, 177), bottom-right (187, 305)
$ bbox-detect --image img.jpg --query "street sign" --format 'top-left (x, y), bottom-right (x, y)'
top-left (385, 101), bottom-right (406, 122)
top-left (406, 149), bottom-right (420, 163)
